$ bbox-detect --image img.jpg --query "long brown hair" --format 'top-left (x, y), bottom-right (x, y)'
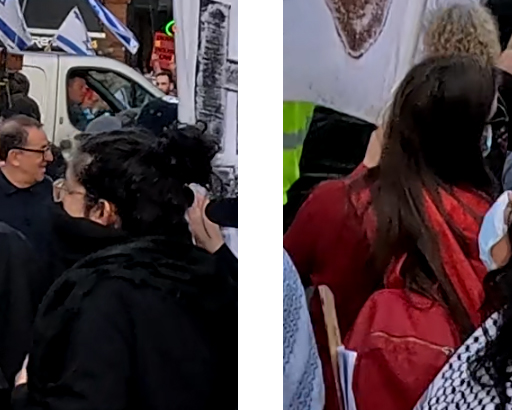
top-left (370, 55), bottom-right (497, 338)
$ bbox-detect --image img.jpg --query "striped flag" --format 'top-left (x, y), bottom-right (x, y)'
top-left (86, 0), bottom-right (139, 54)
top-left (53, 7), bottom-right (95, 56)
top-left (0, 0), bottom-right (32, 51)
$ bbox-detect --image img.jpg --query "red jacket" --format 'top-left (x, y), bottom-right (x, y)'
top-left (284, 165), bottom-right (491, 410)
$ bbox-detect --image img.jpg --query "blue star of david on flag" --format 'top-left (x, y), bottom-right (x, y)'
top-left (53, 7), bottom-right (95, 56)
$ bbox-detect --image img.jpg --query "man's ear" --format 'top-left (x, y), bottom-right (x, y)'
top-left (6, 150), bottom-right (20, 167)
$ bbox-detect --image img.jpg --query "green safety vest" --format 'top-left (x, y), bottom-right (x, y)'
top-left (283, 101), bottom-right (315, 204)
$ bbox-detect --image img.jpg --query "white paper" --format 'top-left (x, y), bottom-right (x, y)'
top-left (337, 346), bottom-right (358, 410)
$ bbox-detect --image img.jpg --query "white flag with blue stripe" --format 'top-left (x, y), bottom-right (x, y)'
top-left (86, 0), bottom-right (139, 54)
top-left (53, 7), bottom-right (95, 56)
top-left (0, 0), bottom-right (32, 51)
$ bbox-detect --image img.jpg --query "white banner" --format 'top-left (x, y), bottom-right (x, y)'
top-left (174, 0), bottom-right (238, 170)
top-left (0, 0), bottom-right (33, 51)
top-left (283, 0), bottom-right (479, 125)
top-left (53, 7), bottom-right (95, 56)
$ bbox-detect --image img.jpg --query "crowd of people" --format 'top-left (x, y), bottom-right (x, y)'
top-left (283, 3), bottom-right (512, 410)
top-left (0, 56), bottom-right (237, 409)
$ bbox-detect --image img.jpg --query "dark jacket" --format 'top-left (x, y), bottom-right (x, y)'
top-left (0, 172), bottom-right (54, 262)
top-left (68, 103), bottom-right (88, 132)
top-left (12, 235), bottom-right (238, 410)
top-left (485, 68), bottom-right (512, 192)
top-left (0, 223), bottom-right (43, 389)
top-left (488, 0), bottom-right (512, 50)
top-left (284, 106), bottom-right (375, 232)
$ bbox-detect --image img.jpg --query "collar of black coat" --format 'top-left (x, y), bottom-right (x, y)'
top-left (0, 169), bottom-right (30, 195)
top-left (74, 235), bottom-right (216, 286)
top-left (48, 232), bottom-right (222, 306)
top-left (51, 203), bottom-right (127, 251)
top-left (48, 204), bottom-right (130, 279)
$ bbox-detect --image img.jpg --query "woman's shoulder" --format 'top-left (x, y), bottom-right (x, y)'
top-left (304, 165), bottom-right (371, 209)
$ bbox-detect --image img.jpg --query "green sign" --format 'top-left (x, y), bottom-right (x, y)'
top-left (164, 20), bottom-right (175, 37)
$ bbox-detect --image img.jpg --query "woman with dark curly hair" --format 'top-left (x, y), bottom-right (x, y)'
top-left (11, 129), bottom-right (237, 410)
top-left (48, 124), bottom-right (230, 280)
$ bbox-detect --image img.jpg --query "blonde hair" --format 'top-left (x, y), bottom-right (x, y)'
top-left (424, 4), bottom-right (501, 65)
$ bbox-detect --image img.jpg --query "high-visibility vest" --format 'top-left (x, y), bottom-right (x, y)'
top-left (283, 101), bottom-right (315, 204)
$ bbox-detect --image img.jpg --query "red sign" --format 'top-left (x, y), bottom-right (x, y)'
top-left (151, 32), bottom-right (175, 71)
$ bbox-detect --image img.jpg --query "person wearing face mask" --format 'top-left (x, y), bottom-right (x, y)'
top-left (414, 191), bottom-right (512, 410)
top-left (12, 130), bottom-right (237, 410)
top-left (285, 55), bottom-right (498, 410)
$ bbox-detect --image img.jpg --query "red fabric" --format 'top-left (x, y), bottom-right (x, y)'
top-left (345, 290), bottom-right (461, 410)
top-left (283, 164), bottom-right (491, 410)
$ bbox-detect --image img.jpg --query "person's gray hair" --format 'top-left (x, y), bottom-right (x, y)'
top-left (0, 115), bottom-right (42, 160)
top-left (85, 116), bottom-right (122, 134)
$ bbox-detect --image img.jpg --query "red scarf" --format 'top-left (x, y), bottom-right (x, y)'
top-left (345, 186), bottom-right (491, 410)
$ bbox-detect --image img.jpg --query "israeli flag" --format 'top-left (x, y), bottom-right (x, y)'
top-left (53, 7), bottom-right (95, 56)
top-left (0, 0), bottom-right (33, 51)
top-left (86, 0), bottom-right (139, 55)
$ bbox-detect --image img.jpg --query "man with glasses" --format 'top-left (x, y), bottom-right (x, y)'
top-left (0, 115), bottom-right (54, 259)
top-left (0, 115), bottom-right (56, 393)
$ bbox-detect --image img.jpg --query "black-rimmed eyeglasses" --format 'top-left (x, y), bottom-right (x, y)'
top-left (13, 146), bottom-right (52, 158)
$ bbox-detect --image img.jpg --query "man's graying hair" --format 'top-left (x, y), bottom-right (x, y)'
top-left (0, 115), bottom-right (43, 160)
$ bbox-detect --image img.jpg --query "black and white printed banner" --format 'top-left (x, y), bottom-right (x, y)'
top-left (174, 0), bottom-right (238, 195)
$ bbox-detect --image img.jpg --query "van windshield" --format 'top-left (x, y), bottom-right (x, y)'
top-left (87, 69), bottom-right (156, 110)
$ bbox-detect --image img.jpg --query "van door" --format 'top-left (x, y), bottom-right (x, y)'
top-left (55, 56), bottom-right (163, 147)
top-left (21, 64), bottom-right (57, 139)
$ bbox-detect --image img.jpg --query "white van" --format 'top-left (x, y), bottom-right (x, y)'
top-left (20, 52), bottom-right (165, 147)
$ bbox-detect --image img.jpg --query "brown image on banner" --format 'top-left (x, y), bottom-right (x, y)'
top-left (324, 0), bottom-right (393, 58)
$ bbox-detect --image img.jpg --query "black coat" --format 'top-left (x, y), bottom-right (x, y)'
top-left (12, 235), bottom-right (238, 410)
top-left (0, 223), bottom-right (44, 389)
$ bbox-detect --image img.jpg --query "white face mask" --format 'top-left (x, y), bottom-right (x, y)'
top-left (479, 191), bottom-right (511, 271)
top-left (482, 124), bottom-right (493, 157)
